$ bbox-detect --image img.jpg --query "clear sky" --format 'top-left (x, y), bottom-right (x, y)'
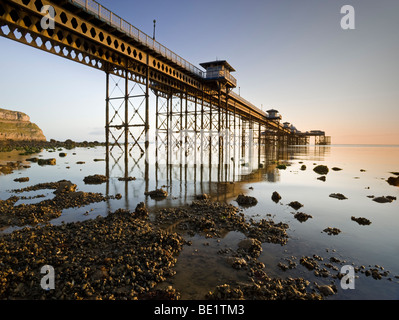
top-left (0, 0), bottom-right (398, 144)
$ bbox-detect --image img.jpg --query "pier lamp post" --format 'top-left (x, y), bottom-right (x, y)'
top-left (153, 19), bottom-right (156, 40)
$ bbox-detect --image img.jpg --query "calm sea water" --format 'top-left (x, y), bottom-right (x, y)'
top-left (1, 143), bottom-right (398, 299)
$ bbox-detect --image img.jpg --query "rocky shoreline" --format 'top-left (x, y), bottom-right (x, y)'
top-left (0, 144), bottom-right (398, 300)
top-left (0, 187), bottom-right (317, 300)
top-left (0, 139), bottom-right (105, 153)
top-left (1, 181), bottom-right (397, 300)
top-left (0, 204), bottom-right (183, 300)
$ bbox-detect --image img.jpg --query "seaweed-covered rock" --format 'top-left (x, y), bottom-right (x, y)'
top-left (83, 174), bottom-right (108, 184)
top-left (145, 188), bottom-right (168, 199)
top-left (226, 257), bottom-right (247, 269)
top-left (288, 201), bottom-right (303, 210)
top-left (134, 202), bottom-right (149, 218)
top-left (387, 176), bottom-right (399, 187)
top-left (196, 193), bottom-right (210, 200)
top-left (300, 256), bottom-right (318, 270)
top-left (373, 196), bottom-right (396, 203)
top-left (236, 194), bottom-right (258, 207)
top-left (0, 211), bottom-right (184, 299)
top-left (54, 180), bottom-right (77, 194)
top-left (318, 285), bottom-right (336, 296)
top-left (271, 191), bottom-right (281, 203)
top-left (38, 158), bottom-right (56, 166)
top-left (313, 165), bottom-right (329, 175)
top-left (329, 193), bottom-right (348, 200)
top-left (238, 238), bottom-right (262, 258)
top-left (118, 176), bottom-right (136, 181)
top-left (294, 212), bottom-right (312, 222)
top-left (13, 177), bottom-right (29, 183)
top-left (323, 227), bottom-right (341, 235)
top-left (351, 216), bottom-right (371, 225)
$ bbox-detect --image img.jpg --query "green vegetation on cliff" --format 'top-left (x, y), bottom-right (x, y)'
top-left (0, 108), bottom-right (46, 141)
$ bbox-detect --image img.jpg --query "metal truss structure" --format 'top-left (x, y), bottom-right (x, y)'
top-left (0, 0), bottom-right (330, 182)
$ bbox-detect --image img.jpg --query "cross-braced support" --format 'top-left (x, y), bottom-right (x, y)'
top-left (105, 62), bottom-right (149, 158)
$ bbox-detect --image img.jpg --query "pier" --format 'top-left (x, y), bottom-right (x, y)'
top-left (0, 0), bottom-right (330, 166)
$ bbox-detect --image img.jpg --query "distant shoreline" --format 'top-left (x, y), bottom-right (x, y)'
top-left (1, 139), bottom-right (398, 152)
top-left (0, 139), bottom-right (105, 152)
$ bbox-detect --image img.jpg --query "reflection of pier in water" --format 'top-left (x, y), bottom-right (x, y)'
top-left (105, 134), bottom-right (330, 211)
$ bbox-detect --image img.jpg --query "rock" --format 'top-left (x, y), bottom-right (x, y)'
top-left (38, 158), bottom-right (56, 166)
top-left (323, 227), bottom-right (341, 235)
top-left (294, 212), bottom-right (312, 222)
top-left (196, 193), bottom-right (210, 200)
top-left (0, 207), bottom-right (184, 300)
top-left (236, 194), bottom-right (258, 206)
top-left (134, 202), bottom-right (148, 218)
top-left (226, 257), bottom-right (247, 269)
top-left (387, 176), bottom-right (399, 187)
top-left (83, 174), bottom-right (108, 184)
top-left (288, 201), bottom-right (303, 210)
top-left (3, 180), bottom-right (108, 227)
top-left (332, 167), bottom-right (342, 171)
top-left (317, 176), bottom-right (326, 182)
top-left (318, 285), bottom-right (336, 296)
top-left (351, 216), bottom-right (371, 225)
top-left (276, 164), bottom-right (287, 170)
top-left (313, 165), bottom-right (329, 175)
top-left (117, 176), bottom-right (136, 181)
top-left (300, 256), bottom-right (317, 270)
top-left (0, 108), bottom-right (30, 122)
top-left (207, 284), bottom-right (244, 300)
top-left (329, 193), bottom-right (348, 200)
top-left (0, 108), bottom-right (46, 141)
top-left (59, 153), bottom-right (67, 157)
top-left (300, 165), bottom-right (306, 171)
top-left (145, 188), bottom-right (168, 199)
top-left (278, 262), bottom-right (289, 271)
top-left (54, 180), bottom-right (77, 194)
top-left (238, 238), bottom-right (262, 257)
top-left (271, 191), bottom-right (281, 203)
top-left (13, 177), bottom-right (29, 183)
top-left (373, 196), bottom-right (395, 203)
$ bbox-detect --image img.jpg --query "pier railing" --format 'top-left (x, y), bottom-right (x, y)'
top-left (205, 69), bottom-right (237, 87)
top-left (229, 91), bottom-right (266, 116)
top-left (69, 0), bottom-right (205, 78)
